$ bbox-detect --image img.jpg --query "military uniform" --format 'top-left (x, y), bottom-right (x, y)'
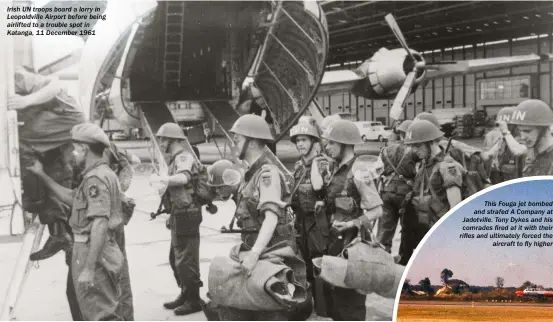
top-left (507, 100), bottom-right (553, 177)
top-left (166, 146), bottom-right (204, 299)
top-left (13, 67), bottom-right (85, 319)
top-left (415, 112), bottom-right (489, 198)
top-left (402, 120), bottom-right (465, 263)
top-left (218, 154), bottom-right (296, 321)
top-left (291, 155), bottom-right (333, 286)
top-left (105, 143), bottom-right (135, 321)
top-left (68, 124), bottom-right (125, 321)
top-left (378, 142), bottom-right (417, 254)
top-left (322, 154), bottom-right (383, 321)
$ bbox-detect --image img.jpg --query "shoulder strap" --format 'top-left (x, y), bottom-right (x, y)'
top-left (382, 147), bottom-right (412, 186)
top-left (290, 164), bottom-right (309, 197)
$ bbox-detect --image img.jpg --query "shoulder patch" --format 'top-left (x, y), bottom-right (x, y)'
top-left (88, 184), bottom-right (99, 198)
top-left (447, 166), bottom-right (458, 176)
top-left (262, 175), bottom-right (272, 187)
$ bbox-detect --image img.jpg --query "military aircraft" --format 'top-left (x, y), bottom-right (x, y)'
top-left (516, 288), bottom-right (553, 298)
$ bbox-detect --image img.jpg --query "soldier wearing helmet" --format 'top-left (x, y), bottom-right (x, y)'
top-left (376, 118), bottom-right (417, 258)
top-left (317, 119), bottom-right (384, 321)
top-left (289, 117), bottom-right (334, 310)
top-left (26, 123), bottom-right (125, 321)
top-left (216, 114), bottom-right (302, 321)
top-left (206, 159), bottom-right (242, 201)
top-left (151, 122), bottom-right (205, 316)
top-left (487, 107), bottom-right (527, 183)
top-left (320, 114), bottom-right (341, 149)
top-left (414, 112), bottom-right (492, 198)
top-left (401, 119), bottom-right (465, 262)
top-left (506, 99), bottom-right (553, 176)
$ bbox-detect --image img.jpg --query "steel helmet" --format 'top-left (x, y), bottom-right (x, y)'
top-left (403, 119), bottom-right (444, 145)
top-left (321, 119), bottom-right (364, 145)
top-left (414, 112), bottom-right (440, 128)
top-left (156, 122), bottom-right (186, 140)
top-left (496, 107), bottom-right (516, 123)
top-left (321, 114), bottom-right (341, 132)
top-left (230, 114), bottom-right (274, 141)
top-left (396, 120), bottom-right (413, 133)
top-left (290, 123), bottom-right (320, 143)
top-left (508, 99), bottom-right (553, 127)
top-left (207, 160), bottom-right (242, 187)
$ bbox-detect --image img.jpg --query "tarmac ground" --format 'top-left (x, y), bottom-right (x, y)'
top-left (0, 137), bottom-right (488, 320)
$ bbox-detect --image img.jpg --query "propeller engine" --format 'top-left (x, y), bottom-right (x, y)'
top-left (353, 47), bottom-right (426, 100)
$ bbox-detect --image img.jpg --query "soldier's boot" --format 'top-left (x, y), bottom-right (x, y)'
top-left (30, 221), bottom-right (72, 261)
top-left (174, 287), bottom-right (204, 316)
top-left (163, 291), bottom-right (187, 310)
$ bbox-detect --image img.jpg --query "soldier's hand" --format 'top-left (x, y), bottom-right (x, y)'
top-left (496, 120), bottom-right (509, 133)
top-left (26, 159), bottom-right (44, 175)
top-left (332, 220), bottom-right (354, 233)
top-left (8, 94), bottom-right (32, 110)
top-left (314, 200), bottom-right (325, 213)
top-left (240, 250), bottom-right (260, 277)
top-left (78, 269), bottom-right (95, 291)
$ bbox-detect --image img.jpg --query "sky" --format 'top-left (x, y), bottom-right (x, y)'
top-left (405, 179), bottom-right (553, 288)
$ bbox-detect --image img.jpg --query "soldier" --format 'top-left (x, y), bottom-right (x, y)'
top-left (26, 123), bottom-right (125, 321)
top-left (318, 119), bottom-right (384, 321)
top-left (402, 120), bottom-right (465, 253)
top-left (377, 119), bottom-right (417, 258)
top-left (149, 123), bottom-right (205, 316)
top-left (414, 112), bottom-right (491, 197)
top-left (8, 66), bottom-right (85, 261)
top-left (8, 66), bottom-right (85, 320)
top-left (506, 99), bottom-right (553, 176)
top-left (320, 114), bottom-right (342, 149)
top-left (487, 107), bottom-right (527, 183)
top-left (106, 142), bottom-right (135, 321)
top-left (289, 118), bottom-right (333, 313)
top-left (205, 159), bottom-right (242, 202)
top-left (217, 114), bottom-right (302, 320)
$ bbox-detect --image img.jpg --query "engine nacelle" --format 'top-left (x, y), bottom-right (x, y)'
top-left (353, 47), bottom-right (426, 100)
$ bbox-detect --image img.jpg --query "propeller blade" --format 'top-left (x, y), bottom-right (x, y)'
top-left (389, 71), bottom-right (417, 121)
top-left (385, 14), bottom-right (416, 63)
top-left (425, 54), bottom-right (553, 80)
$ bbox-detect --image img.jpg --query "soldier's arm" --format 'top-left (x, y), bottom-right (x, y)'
top-left (310, 159), bottom-right (324, 191)
top-left (167, 152), bottom-right (195, 186)
top-left (34, 170), bottom-right (74, 206)
top-left (352, 178), bottom-right (384, 230)
top-left (82, 176), bottom-right (111, 274)
top-left (439, 159), bottom-right (464, 208)
top-left (253, 168), bottom-right (286, 253)
top-left (14, 67), bottom-right (62, 106)
top-left (503, 133), bottom-right (527, 157)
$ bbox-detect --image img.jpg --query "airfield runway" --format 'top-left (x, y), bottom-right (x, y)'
top-left (397, 300), bottom-right (553, 322)
top-left (0, 156), bottom-right (399, 321)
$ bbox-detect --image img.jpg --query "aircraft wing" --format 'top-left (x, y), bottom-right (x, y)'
top-left (317, 70), bottom-right (362, 96)
top-left (425, 54), bottom-right (553, 80)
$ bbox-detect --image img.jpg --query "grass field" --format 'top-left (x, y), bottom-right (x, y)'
top-left (397, 305), bottom-right (553, 322)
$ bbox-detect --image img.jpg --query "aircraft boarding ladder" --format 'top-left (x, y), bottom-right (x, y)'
top-left (163, 1), bottom-right (185, 89)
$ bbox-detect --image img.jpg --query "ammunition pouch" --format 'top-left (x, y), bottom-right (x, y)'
top-left (121, 196), bottom-right (136, 225)
top-left (297, 184), bottom-right (317, 213)
top-left (194, 165), bottom-right (213, 205)
top-left (333, 196), bottom-right (356, 222)
top-left (172, 205), bottom-right (202, 236)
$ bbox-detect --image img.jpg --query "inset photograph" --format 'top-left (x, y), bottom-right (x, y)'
top-left (395, 179), bottom-right (553, 322)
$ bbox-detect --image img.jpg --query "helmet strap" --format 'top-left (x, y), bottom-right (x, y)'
top-left (533, 126), bottom-right (548, 154)
top-left (239, 138), bottom-right (250, 160)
